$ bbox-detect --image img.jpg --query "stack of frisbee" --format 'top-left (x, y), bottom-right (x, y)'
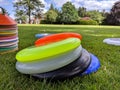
top-left (15, 33), bottom-right (100, 80)
top-left (0, 9), bottom-right (18, 54)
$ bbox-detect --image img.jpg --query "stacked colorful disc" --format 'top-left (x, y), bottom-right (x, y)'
top-left (15, 33), bottom-right (100, 80)
top-left (0, 8), bottom-right (18, 54)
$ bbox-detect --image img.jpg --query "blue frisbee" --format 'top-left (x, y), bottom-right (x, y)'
top-left (35, 33), bottom-right (51, 38)
top-left (80, 53), bottom-right (100, 76)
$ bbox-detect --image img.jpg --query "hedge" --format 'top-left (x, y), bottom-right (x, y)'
top-left (77, 19), bottom-right (98, 25)
top-left (40, 19), bottom-right (98, 25)
top-left (40, 20), bottom-right (47, 24)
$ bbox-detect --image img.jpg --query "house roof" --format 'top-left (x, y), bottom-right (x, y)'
top-left (81, 17), bottom-right (92, 20)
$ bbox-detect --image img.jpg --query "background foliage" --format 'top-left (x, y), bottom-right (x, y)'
top-left (12, 1), bottom-right (120, 25)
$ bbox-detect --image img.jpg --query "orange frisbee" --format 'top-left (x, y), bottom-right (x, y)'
top-left (35, 33), bottom-right (82, 46)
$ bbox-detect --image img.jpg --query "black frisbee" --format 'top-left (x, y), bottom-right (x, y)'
top-left (32, 49), bottom-right (91, 80)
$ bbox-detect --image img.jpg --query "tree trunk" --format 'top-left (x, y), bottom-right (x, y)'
top-left (29, 6), bottom-right (31, 24)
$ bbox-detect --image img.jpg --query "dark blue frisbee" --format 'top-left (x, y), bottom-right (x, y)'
top-left (35, 33), bottom-right (51, 38)
top-left (80, 53), bottom-right (100, 76)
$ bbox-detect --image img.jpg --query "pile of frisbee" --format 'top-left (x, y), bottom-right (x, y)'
top-left (16, 33), bottom-right (100, 80)
top-left (0, 9), bottom-right (18, 54)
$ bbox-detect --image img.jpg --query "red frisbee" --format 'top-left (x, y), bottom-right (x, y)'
top-left (0, 25), bottom-right (17, 28)
top-left (0, 35), bottom-right (17, 40)
top-left (0, 27), bottom-right (18, 30)
top-left (0, 14), bottom-right (17, 25)
top-left (35, 33), bottom-right (82, 46)
top-left (0, 33), bottom-right (17, 37)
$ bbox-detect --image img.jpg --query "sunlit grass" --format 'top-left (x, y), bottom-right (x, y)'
top-left (18, 24), bottom-right (120, 29)
top-left (0, 25), bottom-right (120, 90)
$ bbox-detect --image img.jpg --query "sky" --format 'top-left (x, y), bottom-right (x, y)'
top-left (0, 0), bottom-right (119, 19)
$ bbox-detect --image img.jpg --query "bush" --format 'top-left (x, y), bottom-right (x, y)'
top-left (40, 19), bottom-right (98, 25)
top-left (40, 20), bottom-right (47, 24)
top-left (77, 19), bottom-right (98, 25)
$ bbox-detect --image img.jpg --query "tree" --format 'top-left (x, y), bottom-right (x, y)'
top-left (49, 4), bottom-right (59, 13)
top-left (103, 1), bottom-right (120, 25)
top-left (87, 10), bottom-right (104, 24)
top-left (46, 10), bottom-right (58, 24)
top-left (0, 7), bottom-right (9, 15)
top-left (78, 7), bottom-right (87, 17)
top-left (15, 10), bottom-right (27, 23)
top-left (60, 2), bottom-right (79, 24)
top-left (45, 4), bottom-right (60, 24)
top-left (33, 8), bottom-right (44, 24)
top-left (49, 4), bottom-right (54, 10)
top-left (14, 0), bottom-right (44, 24)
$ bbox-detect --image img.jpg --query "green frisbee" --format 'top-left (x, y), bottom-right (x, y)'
top-left (16, 38), bottom-right (81, 62)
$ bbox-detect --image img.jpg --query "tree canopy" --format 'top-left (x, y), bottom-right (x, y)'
top-left (14, 0), bottom-right (44, 23)
top-left (45, 3), bottom-right (59, 24)
top-left (46, 10), bottom-right (58, 24)
top-left (49, 4), bottom-right (54, 10)
top-left (87, 10), bottom-right (104, 24)
top-left (60, 2), bottom-right (79, 24)
top-left (0, 7), bottom-right (9, 15)
top-left (15, 10), bottom-right (27, 23)
top-left (13, 1), bottom-right (120, 25)
top-left (103, 1), bottom-right (120, 25)
top-left (78, 7), bottom-right (87, 17)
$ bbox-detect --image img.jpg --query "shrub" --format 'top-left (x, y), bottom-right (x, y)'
top-left (78, 19), bottom-right (98, 25)
top-left (40, 20), bottom-right (47, 24)
top-left (46, 10), bottom-right (58, 24)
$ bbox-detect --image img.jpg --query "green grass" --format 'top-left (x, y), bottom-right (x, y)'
top-left (0, 25), bottom-right (120, 90)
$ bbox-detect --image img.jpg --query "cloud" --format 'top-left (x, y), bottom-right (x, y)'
top-left (52, 0), bottom-right (72, 7)
top-left (46, 0), bottom-right (118, 11)
top-left (40, 0), bottom-right (50, 13)
top-left (13, 0), bottom-right (18, 3)
top-left (84, 0), bottom-right (118, 11)
top-left (72, 0), bottom-right (119, 11)
top-left (72, 0), bottom-right (84, 8)
top-left (0, 0), bottom-right (3, 2)
top-left (0, 0), bottom-right (10, 5)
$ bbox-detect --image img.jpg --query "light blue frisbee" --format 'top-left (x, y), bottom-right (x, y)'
top-left (35, 33), bottom-right (51, 38)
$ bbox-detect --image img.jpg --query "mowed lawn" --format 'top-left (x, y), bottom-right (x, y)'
top-left (0, 25), bottom-right (120, 90)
